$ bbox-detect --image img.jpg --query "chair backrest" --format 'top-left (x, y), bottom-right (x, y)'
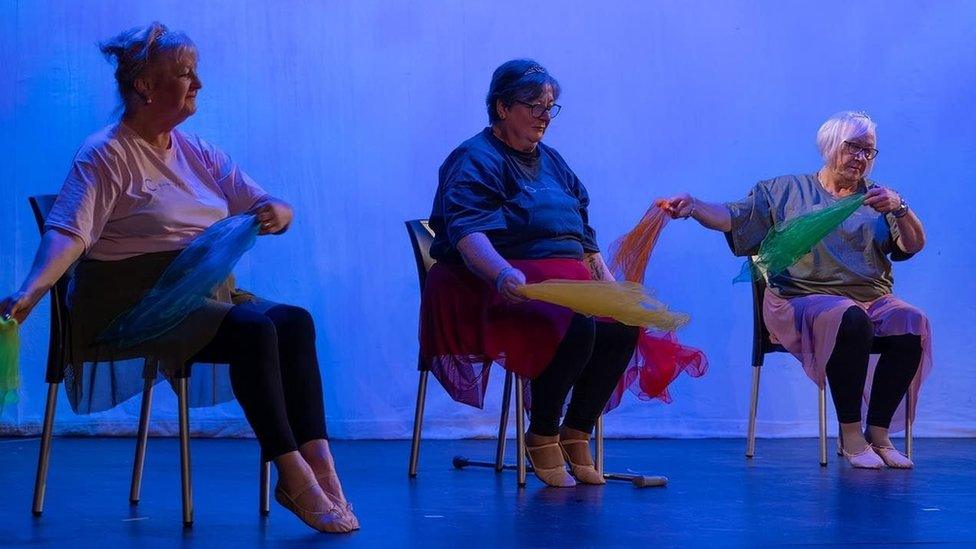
top-left (749, 258), bottom-right (786, 366)
top-left (29, 195), bottom-right (71, 382)
top-left (28, 195), bottom-right (58, 231)
top-left (405, 219), bottom-right (436, 290)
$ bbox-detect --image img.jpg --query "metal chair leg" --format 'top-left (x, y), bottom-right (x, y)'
top-left (596, 415), bottom-right (668, 487)
top-left (818, 385), bottom-right (827, 467)
top-left (495, 371), bottom-right (513, 472)
top-left (746, 365), bottom-right (761, 459)
top-left (408, 370), bottom-right (429, 478)
top-left (595, 415), bottom-right (605, 476)
top-left (129, 379), bottom-right (155, 504)
top-left (905, 392), bottom-right (914, 460)
top-left (177, 377), bottom-right (193, 527)
top-left (837, 421), bottom-right (844, 456)
top-left (514, 376), bottom-right (526, 488)
top-left (32, 382), bottom-right (59, 516)
top-left (259, 460), bottom-right (271, 516)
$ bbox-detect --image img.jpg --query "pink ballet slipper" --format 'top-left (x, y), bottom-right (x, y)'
top-left (871, 445), bottom-right (914, 469)
top-left (841, 446), bottom-right (885, 469)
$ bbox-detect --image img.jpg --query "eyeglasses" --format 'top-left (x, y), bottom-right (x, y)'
top-left (843, 140), bottom-right (879, 160)
top-left (515, 100), bottom-right (561, 119)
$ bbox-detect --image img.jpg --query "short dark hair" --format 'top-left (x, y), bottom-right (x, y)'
top-left (485, 59), bottom-right (561, 124)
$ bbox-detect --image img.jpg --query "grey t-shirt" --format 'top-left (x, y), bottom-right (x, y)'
top-left (724, 173), bottom-right (913, 301)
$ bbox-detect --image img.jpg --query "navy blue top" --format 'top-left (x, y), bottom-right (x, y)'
top-left (429, 128), bottom-right (599, 262)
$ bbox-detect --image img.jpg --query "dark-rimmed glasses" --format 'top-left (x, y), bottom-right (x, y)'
top-left (843, 140), bottom-right (879, 160)
top-left (515, 100), bottom-right (561, 119)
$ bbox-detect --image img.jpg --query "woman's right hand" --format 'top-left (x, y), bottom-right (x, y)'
top-left (0, 288), bottom-right (44, 324)
top-left (660, 193), bottom-right (696, 219)
top-left (495, 266), bottom-right (527, 303)
top-left (0, 229), bottom-right (85, 325)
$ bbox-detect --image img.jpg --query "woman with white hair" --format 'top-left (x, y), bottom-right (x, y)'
top-left (661, 111), bottom-right (929, 469)
top-left (0, 22), bottom-right (357, 531)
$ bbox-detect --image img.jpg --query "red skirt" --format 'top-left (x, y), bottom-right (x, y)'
top-left (420, 258), bottom-right (708, 409)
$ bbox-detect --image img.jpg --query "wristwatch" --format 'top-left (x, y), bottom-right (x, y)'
top-left (893, 198), bottom-right (909, 218)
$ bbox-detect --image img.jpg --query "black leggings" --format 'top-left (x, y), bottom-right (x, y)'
top-left (529, 315), bottom-right (640, 436)
top-left (825, 306), bottom-right (922, 429)
top-left (190, 304), bottom-right (327, 460)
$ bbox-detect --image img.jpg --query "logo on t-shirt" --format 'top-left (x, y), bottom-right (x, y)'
top-left (143, 178), bottom-right (173, 193)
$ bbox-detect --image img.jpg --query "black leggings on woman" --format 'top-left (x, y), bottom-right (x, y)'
top-left (190, 304), bottom-right (327, 460)
top-left (825, 306), bottom-right (922, 429)
top-left (529, 314), bottom-right (640, 436)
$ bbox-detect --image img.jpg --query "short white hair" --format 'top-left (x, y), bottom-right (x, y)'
top-left (816, 111), bottom-right (877, 164)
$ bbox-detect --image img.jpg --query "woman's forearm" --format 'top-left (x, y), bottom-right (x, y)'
top-left (690, 199), bottom-right (733, 232)
top-left (584, 252), bottom-right (615, 281)
top-left (894, 210), bottom-right (925, 253)
top-left (20, 229), bottom-right (85, 300)
top-left (663, 194), bottom-right (733, 232)
top-left (456, 232), bottom-right (511, 284)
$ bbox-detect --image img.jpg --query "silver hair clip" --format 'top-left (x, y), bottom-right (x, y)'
top-left (523, 66), bottom-right (546, 76)
top-left (852, 110), bottom-right (872, 120)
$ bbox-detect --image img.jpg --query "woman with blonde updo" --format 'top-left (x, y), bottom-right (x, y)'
top-left (0, 23), bottom-right (357, 532)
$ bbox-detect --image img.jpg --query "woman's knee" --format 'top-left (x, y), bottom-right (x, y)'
top-left (226, 307), bottom-right (279, 354)
top-left (559, 313), bottom-right (596, 347)
top-left (838, 306), bottom-right (873, 341)
top-left (266, 305), bottom-right (315, 341)
top-left (898, 305), bottom-right (929, 331)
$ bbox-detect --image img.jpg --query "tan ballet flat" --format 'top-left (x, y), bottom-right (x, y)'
top-left (274, 481), bottom-right (357, 533)
top-left (315, 473), bottom-right (360, 530)
top-left (558, 438), bottom-right (605, 485)
top-left (526, 442), bottom-right (576, 487)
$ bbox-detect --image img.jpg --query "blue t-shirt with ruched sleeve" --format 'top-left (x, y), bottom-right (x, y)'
top-left (428, 128), bottom-right (599, 262)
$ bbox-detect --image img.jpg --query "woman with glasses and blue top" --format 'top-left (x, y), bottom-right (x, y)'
top-left (660, 111), bottom-right (931, 469)
top-left (421, 59), bottom-right (640, 487)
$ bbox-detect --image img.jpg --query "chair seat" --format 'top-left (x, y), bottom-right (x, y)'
top-left (765, 343), bottom-right (788, 355)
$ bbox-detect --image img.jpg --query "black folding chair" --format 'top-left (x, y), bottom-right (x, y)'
top-left (28, 194), bottom-right (271, 527)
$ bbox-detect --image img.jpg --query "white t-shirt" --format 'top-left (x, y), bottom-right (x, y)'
top-left (46, 122), bottom-right (268, 261)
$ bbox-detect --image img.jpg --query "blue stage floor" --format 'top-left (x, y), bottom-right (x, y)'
top-left (2, 437), bottom-right (974, 547)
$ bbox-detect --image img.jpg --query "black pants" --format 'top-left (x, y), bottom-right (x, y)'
top-left (529, 314), bottom-right (640, 436)
top-left (190, 304), bottom-right (327, 460)
top-left (825, 306), bottom-right (922, 429)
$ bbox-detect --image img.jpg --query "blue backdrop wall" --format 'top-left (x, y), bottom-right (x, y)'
top-left (1, 1), bottom-right (974, 439)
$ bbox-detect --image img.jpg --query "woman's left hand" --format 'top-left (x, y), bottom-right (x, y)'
top-left (255, 198), bottom-right (294, 235)
top-left (863, 186), bottom-right (902, 214)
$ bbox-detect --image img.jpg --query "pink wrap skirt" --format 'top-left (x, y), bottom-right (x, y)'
top-left (763, 290), bottom-right (932, 432)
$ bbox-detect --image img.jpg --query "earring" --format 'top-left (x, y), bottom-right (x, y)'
top-left (145, 97), bottom-right (153, 105)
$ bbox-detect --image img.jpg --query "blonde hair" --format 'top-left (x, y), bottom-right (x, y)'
top-left (816, 111), bottom-right (877, 166)
top-left (99, 22), bottom-right (196, 111)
